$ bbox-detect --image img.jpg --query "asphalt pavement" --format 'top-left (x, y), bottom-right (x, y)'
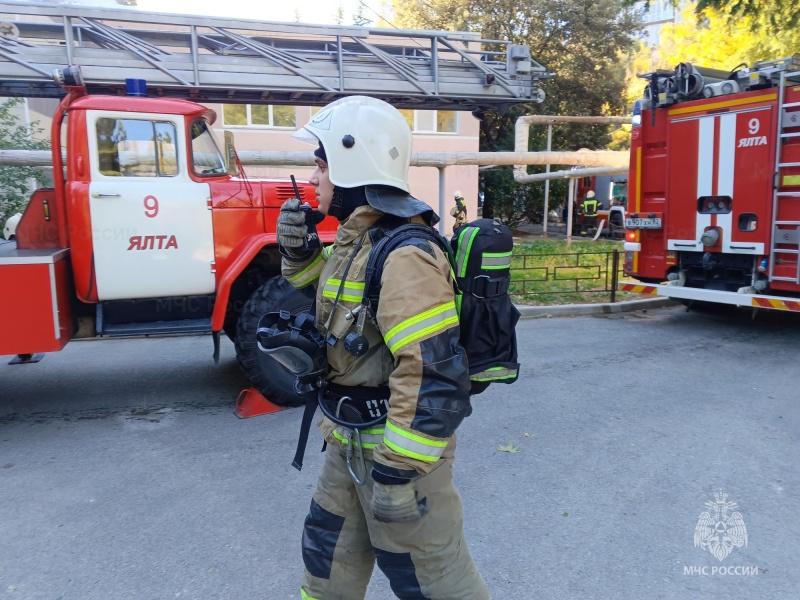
top-left (1, 303), bottom-right (799, 599)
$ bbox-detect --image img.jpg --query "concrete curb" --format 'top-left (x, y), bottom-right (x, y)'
top-left (516, 297), bottom-right (678, 319)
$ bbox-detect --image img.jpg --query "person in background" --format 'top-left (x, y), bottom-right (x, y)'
top-left (579, 190), bottom-right (599, 236)
top-left (451, 190), bottom-right (468, 233)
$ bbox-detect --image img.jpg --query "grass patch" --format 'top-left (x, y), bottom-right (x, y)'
top-left (510, 239), bottom-right (644, 305)
top-left (515, 239), bottom-right (623, 254)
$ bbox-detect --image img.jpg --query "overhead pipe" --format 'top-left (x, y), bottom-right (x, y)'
top-left (521, 165), bottom-right (628, 183)
top-left (0, 149), bottom-right (631, 169)
top-left (513, 114), bottom-right (631, 180)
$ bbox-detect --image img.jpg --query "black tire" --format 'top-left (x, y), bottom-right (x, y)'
top-left (222, 267), bottom-right (269, 344)
top-left (234, 276), bottom-right (315, 407)
top-left (609, 213), bottom-right (625, 240)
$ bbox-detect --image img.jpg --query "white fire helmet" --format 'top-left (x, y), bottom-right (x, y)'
top-left (293, 96), bottom-right (412, 192)
top-left (586, 190), bottom-right (596, 198)
top-left (3, 212), bottom-right (21, 240)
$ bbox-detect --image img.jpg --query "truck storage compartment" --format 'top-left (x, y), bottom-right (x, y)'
top-left (0, 243), bottom-right (73, 356)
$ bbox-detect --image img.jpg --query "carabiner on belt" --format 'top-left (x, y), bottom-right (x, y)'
top-left (344, 428), bottom-right (368, 485)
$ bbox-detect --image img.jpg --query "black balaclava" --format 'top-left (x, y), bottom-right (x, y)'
top-left (315, 142), bottom-right (368, 222)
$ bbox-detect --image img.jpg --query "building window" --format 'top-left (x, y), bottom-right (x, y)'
top-left (222, 104), bottom-right (296, 128)
top-left (399, 109), bottom-right (457, 134)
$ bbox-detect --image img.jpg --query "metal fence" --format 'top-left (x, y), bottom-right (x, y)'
top-left (509, 249), bottom-right (622, 303)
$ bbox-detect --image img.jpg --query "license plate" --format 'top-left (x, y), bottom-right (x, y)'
top-left (625, 217), bottom-right (662, 229)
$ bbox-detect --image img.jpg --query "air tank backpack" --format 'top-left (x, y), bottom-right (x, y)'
top-left (364, 217), bottom-right (520, 395)
top-left (268, 217), bottom-right (521, 474)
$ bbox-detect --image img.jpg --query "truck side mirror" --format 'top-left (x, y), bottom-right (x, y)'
top-left (224, 131), bottom-right (239, 176)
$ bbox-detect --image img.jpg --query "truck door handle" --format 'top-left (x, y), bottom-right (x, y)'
top-left (91, 193), bottom-right (121, 198)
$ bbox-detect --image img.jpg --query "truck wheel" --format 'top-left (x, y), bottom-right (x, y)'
top-left (222, 267), bottom-right (269, 343)
top-left (234, 276), bottom-right (315, 407)
top-left (609, 212), bottom-right (625, 240)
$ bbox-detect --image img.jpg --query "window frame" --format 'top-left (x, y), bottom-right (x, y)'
top-left (399, 109), bottom-right (459, 134)
top-left (221, 103), bottom-right (297, 129)
top-left (94, 117), bottom-right (179, 179)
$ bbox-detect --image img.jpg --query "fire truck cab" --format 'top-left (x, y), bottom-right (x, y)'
top-left (0, 69), bottom-right (337, 404)
top-left (621, 56), bottom-right (800, 313)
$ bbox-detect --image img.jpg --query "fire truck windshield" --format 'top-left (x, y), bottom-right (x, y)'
top-left (190, 120), bottom-right (226, 176)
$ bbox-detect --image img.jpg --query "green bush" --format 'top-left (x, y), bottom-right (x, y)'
top-left (0, 98), bottom-right (50, 230)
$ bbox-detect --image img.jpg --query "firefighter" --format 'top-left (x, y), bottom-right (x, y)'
top-left (450, 190), bottom-right (468, 233)
top-left (276, 96), bottom-right (489, 600)
top-left (579, 190), bottom-right (599, 235)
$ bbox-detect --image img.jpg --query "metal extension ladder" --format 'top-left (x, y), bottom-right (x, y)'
top-left (770, 61), bottom-right (800, 284)
top-left (0, 1), bottom-right (551, 110)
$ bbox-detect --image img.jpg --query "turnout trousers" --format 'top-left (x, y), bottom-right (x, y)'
top-left (300, 445), bottom-right (490, 600)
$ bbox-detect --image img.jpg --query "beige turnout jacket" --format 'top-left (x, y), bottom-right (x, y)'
top-left (282, 204), bottom-right (472, 482)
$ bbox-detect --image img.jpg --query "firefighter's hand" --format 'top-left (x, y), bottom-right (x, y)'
top-left (277, 198), bottom-right (308, 250)
top-left (371, 480), bottom-right (427, 523)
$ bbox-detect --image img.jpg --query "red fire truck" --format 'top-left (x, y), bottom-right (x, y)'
top-left (620, 56), bottom-right (800, 312)
top-left (0, 69), bottom-right (337, 406)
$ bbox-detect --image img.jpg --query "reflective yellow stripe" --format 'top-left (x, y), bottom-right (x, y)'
top-left (481, 251), bottom-right (512, 270)
top-left (668, 93), bottom-right (776, 116)
top-left (383, 421), bottom-right (446, 462)
top-left (300, 589), bottom-right (319, 600)
top-left (384, 301), bottom-right (459, 354)
top-left (455, 226), bottom-right (480, 277)
top-left (323, 244), bottom-right (334, 260)
top-left (332, 426), bottom-right (384, 449)
top-left (322, 278), bottom-right (365, 303)
top-left (471, 366), bottom-right (518, 382)
top-left (286, 252), bottom-right (324, 288)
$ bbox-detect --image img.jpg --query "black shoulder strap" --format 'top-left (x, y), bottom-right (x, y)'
top-left (361, 223), bottom-right (455, 314)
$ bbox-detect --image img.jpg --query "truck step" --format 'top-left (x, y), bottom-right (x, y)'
top-left (102, 318), bottom-right (212, 337)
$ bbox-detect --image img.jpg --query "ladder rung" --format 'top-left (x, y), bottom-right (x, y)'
top-left (774, 220), bottom-right (800, 225)
top-left (783, 102), bottom-right (800, 109)
top-left (778, 162), bottom-right (800, 168)
top-left (777, 192), bottom-right (800, 197)
top-left (786, 71), bottom-right (800, 78)
top-left (771, 249), bottom-right (799, 255)
top-left (771, 276), bottom-right (800, 282)
top-left (781, 132), bottom-right (800, 138)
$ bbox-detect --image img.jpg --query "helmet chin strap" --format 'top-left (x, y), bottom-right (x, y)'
top-left (329, 186), bottom-right (346, 221)
top-left (329, 185), bottom-right (369, 222)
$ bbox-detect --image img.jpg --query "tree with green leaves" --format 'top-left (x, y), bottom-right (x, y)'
top-left (624, 0), bottom-right (800, 111)
top-left (0, 98), bottom-right (50, 233)
top-left (631, 0), bottom-right (799, 39)
top-left (391, 0), bottom-right (641, 224)
top-left (694, 0), bottom-right (797, 27)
